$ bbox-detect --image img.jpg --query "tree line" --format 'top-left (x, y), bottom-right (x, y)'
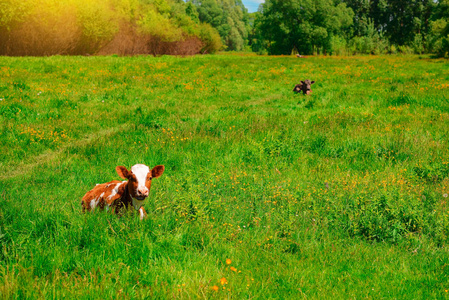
top-left (0, 0), bottom-right (447, 56)
top-left (0, 0), bottom-right (223, 56)
top-left (249, 0), bottom-right (449, 57)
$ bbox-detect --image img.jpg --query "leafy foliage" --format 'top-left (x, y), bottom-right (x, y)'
top-left (430, 0), bottom-right (449, 57)
top-left (249, 0), bottom-right (447, 56)
top-left (0, 0), bottom-right (448, 56)
top-left (0, 0), bottom-right (222, 55)
top-left (253, 0), bottom-right (354, 55)
top-left (189, 0), bottom-right (249, 51)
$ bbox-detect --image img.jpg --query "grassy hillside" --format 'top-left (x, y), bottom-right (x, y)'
top-left (0, 54), bottom-right (448, 298)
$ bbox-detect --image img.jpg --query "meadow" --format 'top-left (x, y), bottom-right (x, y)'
top-left (0, 54), bottom-right (448, 299)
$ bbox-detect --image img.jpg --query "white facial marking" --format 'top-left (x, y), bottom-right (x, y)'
top-left (131, 164), bottom-right (150, 192)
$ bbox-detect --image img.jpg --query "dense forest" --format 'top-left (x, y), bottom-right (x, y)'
top-left (251, 0), bottom-right (449, 57)
top-left (0, 0), bottom-right (448, 56)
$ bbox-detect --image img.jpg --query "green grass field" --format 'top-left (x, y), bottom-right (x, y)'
top-left (0, 54), bottom-right (448, 299)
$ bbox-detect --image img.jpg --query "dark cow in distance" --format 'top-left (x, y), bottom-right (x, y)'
top-left (293, 80), bottom-right (315, 95)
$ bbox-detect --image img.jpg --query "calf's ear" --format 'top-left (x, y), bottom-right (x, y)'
top-left (300, 81), bottom-right (305, 84)
top-left (151, 165), bottom-right (165, 178)
top-left (311, 81), bottom-right (315, 84)
top-left (116, 166), bottom-right (130, 179)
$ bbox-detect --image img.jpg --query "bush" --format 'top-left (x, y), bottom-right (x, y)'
top-left (390, 44), bottom-right (397, 54)
top-left (349, 35), bottom-right (389, 55)
top-left (74, 0), bottom-right (119, 54)
top-left (330, 35), bottom-right (348, 56)
top-left (137, 6), bottom-right (183, 43)
top-left (433, 34), bottom-right (449, 57)
top-left (0, 0), bottom-right (82, 55)
top-left (198, 23), bottom-right (223, 54)
top-left (429, 19), bottom-right (449, 57)
top-left (398, 45), bottom-right (414, 54)
top-left (411, 34), bottom-right (424, 54)
top-left (0, 0), bottom-right (222, 56)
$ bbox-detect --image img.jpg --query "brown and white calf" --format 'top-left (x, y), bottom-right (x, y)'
top-left (82, 164), bottom-right (165, 220)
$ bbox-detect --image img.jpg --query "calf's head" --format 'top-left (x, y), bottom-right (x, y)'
top-left (116, 164), bottom-right (165, 200)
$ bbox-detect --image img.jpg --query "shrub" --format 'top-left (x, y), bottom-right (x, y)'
top-left (0, 0), bottom-right (82, 55)
top-left (429, 19), bottom-right (449, 57)
top-left (398, 45), bottom-right (414, 54)
top-left (0, 0), bottom-right (222, 56)
top-left (74, 0), bottom-right (119, 54)
top-left (198, 23), bottom-right (223, 54)
top-left (330, 35), bottom-right (348, 56)
top-left (411, 34), bottom-right (424, 54)
top-left (137, 6), bottom-right (183, 43)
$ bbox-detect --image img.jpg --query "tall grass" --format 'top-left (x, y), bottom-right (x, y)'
top-left (0, 54), bottom-right (448, 298)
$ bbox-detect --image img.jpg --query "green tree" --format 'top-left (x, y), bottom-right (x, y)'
top-left (248, 11), bottom-right (268, 54)
top-left (185, 1), bottom-right (200, 22)
top-left (257, 0), bottom-right (353, 55)
top-left (343, 0), bottom-right (435, 51)
top-left (382, 0), bottom-right (434, 47)
top-left (430, 0), bottom-right (449, 56)
top-left (188, 0), bottom-right (249, 51)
